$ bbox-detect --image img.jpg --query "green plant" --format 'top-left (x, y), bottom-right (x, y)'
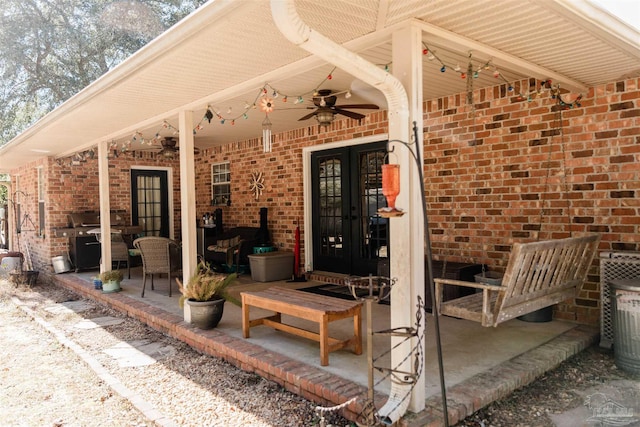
top-left (100, 270), bottom-right (123, 283)
top-left (177, 260), bottom-right (238, 308)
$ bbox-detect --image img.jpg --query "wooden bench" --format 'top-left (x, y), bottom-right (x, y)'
top-left (434, 234), bottom-right (601, 327)
top-left (241, 287), bottom-right (363, 366)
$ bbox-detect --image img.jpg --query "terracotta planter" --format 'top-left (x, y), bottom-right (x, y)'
top-left (186, 298), bottom-right (225, 329)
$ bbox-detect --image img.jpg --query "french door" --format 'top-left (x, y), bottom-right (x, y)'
top-left (311, 142), bottom-right (389, 276)
top-left (131, 169), bottom-right (170, 237)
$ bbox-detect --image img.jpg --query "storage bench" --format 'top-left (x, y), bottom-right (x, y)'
top-left (247, 251), bottom-right (294, 282)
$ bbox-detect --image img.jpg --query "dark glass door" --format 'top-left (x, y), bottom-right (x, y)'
top-left (311, 142), bottom-right (388, 276)
top-left (131, 169), bottom-right (169, 237)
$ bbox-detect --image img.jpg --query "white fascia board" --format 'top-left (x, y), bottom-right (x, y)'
top-left (540, 0), bottom-right (640, 58)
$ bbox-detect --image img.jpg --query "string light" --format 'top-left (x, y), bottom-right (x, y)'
top-left (84, 55), bottom-right (582, 160)
top-left (413, 44), bottom-right (585, 111)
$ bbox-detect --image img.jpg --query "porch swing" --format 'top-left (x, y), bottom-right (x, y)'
top-left (433, 76), bottom-right (601, 327)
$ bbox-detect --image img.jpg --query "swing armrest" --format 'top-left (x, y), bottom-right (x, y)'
top-left (434, 278), bottom-right (504, 326)
top-left (433, 278), bottom-right (503, 292)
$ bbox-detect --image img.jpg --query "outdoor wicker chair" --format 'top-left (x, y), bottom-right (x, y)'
top-left (89, 228), bottom-right (130, 272)
top-left (133, 236), bottom-right (182, 298)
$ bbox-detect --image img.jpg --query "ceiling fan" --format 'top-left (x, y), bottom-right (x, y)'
top-left (152, 137), bottom-right (200, 158)
top-left (158, 137), bottom-right (179, 158)
top-left (298, 89), bottom-right (379, 126)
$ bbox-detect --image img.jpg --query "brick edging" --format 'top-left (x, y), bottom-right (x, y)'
top-left (53, 274), bottom-right (385, 422)
top-left (401, 324), bottom-right (599, 426)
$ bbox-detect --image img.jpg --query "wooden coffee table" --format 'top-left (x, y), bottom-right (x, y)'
top-left (241, 287), bottom-right (363, 366)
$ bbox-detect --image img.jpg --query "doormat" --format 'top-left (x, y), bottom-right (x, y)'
top-left (299, 284), bottom-right (390, 305)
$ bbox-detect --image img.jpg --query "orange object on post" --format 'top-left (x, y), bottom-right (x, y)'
top-left (382, 164), bottom-right (400, 209)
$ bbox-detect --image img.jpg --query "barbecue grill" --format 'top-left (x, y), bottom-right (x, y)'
top-left (54, 212), bottom-right (142, 272)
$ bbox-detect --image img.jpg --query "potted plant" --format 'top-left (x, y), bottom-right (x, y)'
top-left (177, 260), bottom-right (238, 329)
top-left (100, 270), bottom-right (123, 293)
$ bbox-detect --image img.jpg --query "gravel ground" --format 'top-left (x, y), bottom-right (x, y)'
top-left (2, 278), bottom-right (638, 427)
top-left (0, 279), bottom-right (352, 427)
top-left (455, 337), bottom-right (640, 426)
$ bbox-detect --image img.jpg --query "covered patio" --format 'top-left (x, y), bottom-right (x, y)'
top-left (52, 266), bottom-right (598, 425)
top-left (0, 0), bottom-right (637, 425)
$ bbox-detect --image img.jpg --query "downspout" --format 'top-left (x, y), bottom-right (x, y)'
top-left (270, 1), bottom-right (412, 423)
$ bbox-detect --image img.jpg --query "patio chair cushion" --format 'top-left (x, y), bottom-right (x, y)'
top-left (208, 235), bottom-right (240, 252)
top-left (204, 227), bottom-right (265, 270)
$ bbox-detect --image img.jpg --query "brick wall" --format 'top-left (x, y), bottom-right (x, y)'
top-left (9, 151), bottom-right (181, 272)
top-left (422, 77), bottom-right (639, 324)
top-left (8, 78), bottom-right (638, 325)
top-left (194, 110), bottom-right (388, 254)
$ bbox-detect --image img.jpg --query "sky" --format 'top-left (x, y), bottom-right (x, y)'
top-left (589, 0), bottom-right (640, 30)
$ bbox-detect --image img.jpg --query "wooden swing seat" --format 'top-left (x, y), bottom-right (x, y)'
top-left (434, 234), bottom-right (601, 327)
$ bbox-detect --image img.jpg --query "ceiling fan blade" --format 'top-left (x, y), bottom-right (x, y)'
top-left (298, 112), bottom-right (317, 121)
top-left (335, 104), bottom-right (379, 110)
top-left (334, 109), bottom-right (365, 120)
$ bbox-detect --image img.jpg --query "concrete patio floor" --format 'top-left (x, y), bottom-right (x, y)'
top-left (50, 266), bottom-right (598, 426)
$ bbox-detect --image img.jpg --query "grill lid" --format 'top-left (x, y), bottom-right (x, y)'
top-left (68, 212), bottom-right (125, 228)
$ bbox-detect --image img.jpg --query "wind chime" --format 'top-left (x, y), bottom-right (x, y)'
top-left (260, 97), bottom-right (274, 153)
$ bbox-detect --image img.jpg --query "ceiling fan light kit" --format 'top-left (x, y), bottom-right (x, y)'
top-left (315, 110), bottom-right (335, 126)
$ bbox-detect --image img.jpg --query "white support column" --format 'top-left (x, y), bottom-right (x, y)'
top-left (178, 110), bottom-right (197, 321)
top-left (97, 140), bottom-right (112, 272)
top-left (390, 23), bottom-right (426, 413)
